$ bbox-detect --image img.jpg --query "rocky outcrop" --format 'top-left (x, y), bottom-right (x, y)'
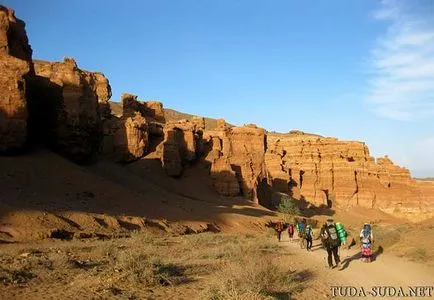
top-left (101, 111), bottom-right (148, 162)
top-left (101, 93), bottom-right (167, 163)
top-left (160, 127), bottom-right (183, 176)
top-left (0, 6), bottom-right (32, 152)
top-left (210, 157), bottom-right (240, 196)
top-left (27, 58), bottom-right (111, 162)
top-left (203, 124), bottom-right (267, 201)
top-left (122, 93), bottom-right (165, 123)
top-left (264, 132), bottom-right (433, 221)
top-left (158, 119), bottom-right (203, 176)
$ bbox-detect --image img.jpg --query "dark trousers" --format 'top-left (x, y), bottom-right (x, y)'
top-left (306, 236), bottom-right (313, 250)
top-left (277, 230), bottom-right (282, 241)
top-left (327, 246), bottom-right (340, 267)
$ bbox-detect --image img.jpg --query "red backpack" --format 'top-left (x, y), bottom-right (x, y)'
top-left (276, 222), bottom-right (283, 231)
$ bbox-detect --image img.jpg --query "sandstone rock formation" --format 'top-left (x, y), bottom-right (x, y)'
top-left (264, 132), bottom-right (433, 221)
top-left (122, 93), bottom-right (165, 123)
top-left (157, 119), bottom-right (203, 176)
top-left (102, 93), bottom-right (168, 163)
top-left (0, 6), bottom-right (32, 152)
top-left (160, 128), bottom-right (183, 176)
top-left (210, 157), bottom-right (240, 196)
top-left (203, 124), bottom-right (267, 201)
top-left (101, 111), bottom-right (148, 162)
top-left (27, 58), bottom-right (111, 161)
top-left (2, 4), bottom-right (431, 223)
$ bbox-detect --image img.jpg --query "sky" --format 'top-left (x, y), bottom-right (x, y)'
top-left (5, 0), bottom-right (434, 177)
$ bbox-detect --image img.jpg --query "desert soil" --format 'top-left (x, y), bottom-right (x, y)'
top-left (283, 235), bottom-right (434, 300)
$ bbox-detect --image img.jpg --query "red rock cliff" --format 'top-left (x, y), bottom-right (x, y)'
top-left (27, 58), bottom-right (111, 161)
top-left (265, 131), bottom-right (432, 221)
top-left (0, 6), bottom-right (32, 152)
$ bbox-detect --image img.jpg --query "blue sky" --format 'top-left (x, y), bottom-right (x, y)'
top-left (6, 0), bottom-right (434, 177)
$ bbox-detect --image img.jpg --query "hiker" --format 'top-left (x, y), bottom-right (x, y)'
top-left (275, 220), bottom-right (284, 242)
top-left (297, 218), bottom-right (306, 239)
top-left (360, 223), bottom-right (374, 263)
top-left (320, 219), bottom-right (341, 268)
top-left (305, 224), bottom-right (314, 251)
top-left (288, 223), bottom-right (295, 242)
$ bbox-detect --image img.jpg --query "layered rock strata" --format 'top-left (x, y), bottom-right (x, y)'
top-left (0, 6), bottom-right (32, 152)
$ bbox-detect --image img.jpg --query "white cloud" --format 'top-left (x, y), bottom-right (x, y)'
top-left (367, 0), bottom-right (434, 120)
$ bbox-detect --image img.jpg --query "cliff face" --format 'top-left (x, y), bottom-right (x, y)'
top-left (204, 124), bottom-right (267, 201)
top-left (119, 101), bottom-right (432, 220)
top-left (27, 58), bottom-right (111, 162)
top-left (264, 132), bottom-right (433, 221)
top-left (0, 6), bottom-right (32, 152)
top-left (1, 4), bottom-right (432, 223)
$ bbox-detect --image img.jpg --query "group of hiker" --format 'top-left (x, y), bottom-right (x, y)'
top-left (275, 218), bottom-right (313, 250)
top-left (274, 218), bottom-right (375, 268)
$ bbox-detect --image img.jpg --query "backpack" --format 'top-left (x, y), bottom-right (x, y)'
top-left (325, 223), bottom-right (340, 247)
top-left (305, 227), bottom-right (312, 237)
top-left (288, 224), bottom-right (294, 233)
top-left (298, 222), bottom-right (305, 233)
top-left (276, 222), bottom-right (283, 231)
top-left (361, 224), bottom-right (371, 244)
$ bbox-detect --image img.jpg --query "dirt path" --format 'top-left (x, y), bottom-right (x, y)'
top-left (281, 236), bottom-right (434, 299)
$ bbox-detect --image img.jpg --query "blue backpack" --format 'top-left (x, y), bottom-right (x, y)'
top-left (361, 224), bottom-right (372, 244)
top-left (298, 222), bottom-right (305, 233)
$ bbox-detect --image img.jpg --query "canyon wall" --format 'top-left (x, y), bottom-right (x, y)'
top-left (0, 6), bottom-right (32, 152)
top-left (203, 124), bottom-right (267, 201)
top-left (28, 58), bottom-right (111, 161)
top-left (265, 131), bottom-right (433, 221)
top-left (1, 4), bottom-right (433, 222)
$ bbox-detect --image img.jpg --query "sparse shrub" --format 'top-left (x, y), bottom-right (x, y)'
top-left (202, 251), bottom-right (296, 299)
top-left (114, 249), bottom-right (186, 287)
top-left (277, 194), bottom-right (300, 222)
top-left (411, 248), bottom-right (428, 262)
top-left (115, 250), bottom-right (155, 285)
top-left (0, 267), bottom-right (36, 285)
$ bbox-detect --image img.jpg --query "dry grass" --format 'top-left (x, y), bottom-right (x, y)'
top-left (201, 252), bottom-right (296, 300)
top-left (409, 247), bottom-right (429, 262)
top-left (0, 230), bottom-right (300, 299)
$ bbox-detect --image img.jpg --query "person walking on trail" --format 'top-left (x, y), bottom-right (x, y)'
top-left (275, 220), bottom-right (284, 242)
top-left (297, 218), bottom-right (306, 239)
top-left (360, 223), bottom-right (374, 263)
top-left (288, 223), bottom-right (295, 242)
top-left (305, 224), bottom-right (314, 251)
top-left (320, 219), bottom-right (341, 268)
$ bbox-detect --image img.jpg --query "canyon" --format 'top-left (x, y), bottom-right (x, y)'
top-left (0, 3), bottom-right (433, 244)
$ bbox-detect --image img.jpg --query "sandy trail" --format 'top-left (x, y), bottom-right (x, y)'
top-left (281, 235), bottom-right (434, 299)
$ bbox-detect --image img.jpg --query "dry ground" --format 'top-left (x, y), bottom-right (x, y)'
top-left (1, 228), bottom-right (433, 300)
top-left (0, 231), bottom-right (301, 300)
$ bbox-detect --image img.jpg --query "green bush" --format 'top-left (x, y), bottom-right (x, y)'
top-left (277, 194), bottom-right (300, 222)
